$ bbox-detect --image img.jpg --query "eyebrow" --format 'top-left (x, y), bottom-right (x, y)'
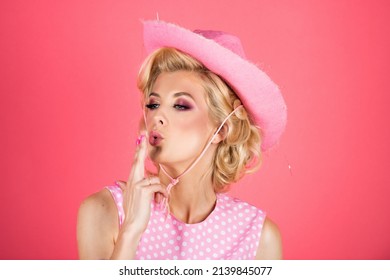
top-left (149, 92), bottom-right (195, 101)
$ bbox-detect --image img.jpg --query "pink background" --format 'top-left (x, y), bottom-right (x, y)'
top-left (1, 0), bottom-right (389, 259)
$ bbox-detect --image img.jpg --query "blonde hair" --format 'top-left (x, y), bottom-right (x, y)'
top-left (137, 47), bottom-right (262, 192)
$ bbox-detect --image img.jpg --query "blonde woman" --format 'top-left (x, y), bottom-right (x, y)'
top-left (77, 20), bottom-right (286, 260)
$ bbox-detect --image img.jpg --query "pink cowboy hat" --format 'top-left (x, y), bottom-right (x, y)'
top-left (143, 20), bottom-right (287, 151)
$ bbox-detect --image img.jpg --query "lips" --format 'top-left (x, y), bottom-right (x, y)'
top-left (149, 131), bottom-right (164, 146)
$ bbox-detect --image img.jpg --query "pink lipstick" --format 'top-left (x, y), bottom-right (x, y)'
top-left (149, 131), bottom-right (164, 146)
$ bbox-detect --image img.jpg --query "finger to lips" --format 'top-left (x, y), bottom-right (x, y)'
top-left (129, 133), bottom-right (148, 184)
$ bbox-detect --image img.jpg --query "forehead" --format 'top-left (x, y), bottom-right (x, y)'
top-left (151, 71), bottom-right (206, 99)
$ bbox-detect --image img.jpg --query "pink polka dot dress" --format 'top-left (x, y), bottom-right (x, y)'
top-left (106, 185), bottom-right (266, 260)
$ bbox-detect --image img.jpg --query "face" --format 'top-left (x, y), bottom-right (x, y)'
top-left (144, 70), bottom-right (217, 168)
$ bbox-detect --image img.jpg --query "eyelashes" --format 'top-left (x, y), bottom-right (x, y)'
top-left (145, 103), bottom-right (192, 111)
top-left (174, 104), bottom-right (191, 110)
top-left (145, 103), bottom-right (159, 110)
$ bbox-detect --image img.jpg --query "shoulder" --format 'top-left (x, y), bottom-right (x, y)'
top-left (218, 194), bottom-right (265, 217)
top-left (255, 217), bottom-right (283, 259)
top-left (77, 188), bottom-right (119, 259)
top-left (78, 188), bottom-right (117, 221)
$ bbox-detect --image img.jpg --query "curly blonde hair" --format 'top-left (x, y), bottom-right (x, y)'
top-left (137, 47), bottom-right (262, 192)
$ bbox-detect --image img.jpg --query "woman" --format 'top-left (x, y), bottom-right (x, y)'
top-left (77, 20), bottom-right (286, 260)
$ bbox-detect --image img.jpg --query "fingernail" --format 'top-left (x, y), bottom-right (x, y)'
top-left (114, 181), bottom-right (120, 186)
top-left (136, 135), bottom-right (145, 146)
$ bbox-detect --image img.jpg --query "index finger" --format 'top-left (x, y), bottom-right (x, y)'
top-left (128, 134), bottom-right (148, 186)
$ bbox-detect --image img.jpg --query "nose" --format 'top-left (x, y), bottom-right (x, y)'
top-left (152, 112), bottom-right (167, 127)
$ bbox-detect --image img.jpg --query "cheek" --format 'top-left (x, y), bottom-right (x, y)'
top-left (170, 115), bottom-right (214, 153)
top-left (175, 114), bottom-right (211, 135)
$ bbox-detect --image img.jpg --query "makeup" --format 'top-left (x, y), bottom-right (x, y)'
top-left (149, 131), bottom-right (164, 146)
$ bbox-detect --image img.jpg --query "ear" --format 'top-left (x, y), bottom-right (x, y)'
top-left (212, 124), bottom-right (228, 144)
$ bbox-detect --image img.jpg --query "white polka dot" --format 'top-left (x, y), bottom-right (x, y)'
top-left (182, 242), bottom-right (187, 247)
top-left (163, 233), bottom-right (168, 238)
top-left (174, 246), bottom-right (180, 251)
top-left (162, 242), bottom-right (166, 247)
top-left (184, 232), bottom-right (189, 237)
top-left (206, 248), bottom-right (211, 253)
top-left (181, 252), bottom-right (186, 257)
top-left (206, 238), bottom-right (211, 243)
top-left (190, 238), bottom-right (195, 243)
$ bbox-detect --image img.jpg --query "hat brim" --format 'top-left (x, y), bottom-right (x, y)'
top-left (143, 20), bottom-right (287, 151)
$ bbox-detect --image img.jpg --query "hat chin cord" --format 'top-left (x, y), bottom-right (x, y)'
top-left (144, 105), bottom-right (243, 216)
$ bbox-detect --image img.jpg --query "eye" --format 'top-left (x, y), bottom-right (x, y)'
top-left (173, 104), bottom-right (190, 110)
top-left (145, 103), bottom-right (160, 110)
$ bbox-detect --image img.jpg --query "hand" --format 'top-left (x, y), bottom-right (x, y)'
top-left (115, 134), bottom-right (168, 236)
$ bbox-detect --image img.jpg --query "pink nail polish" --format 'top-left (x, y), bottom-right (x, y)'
top-left (136, 135), bottom-right (145, 146)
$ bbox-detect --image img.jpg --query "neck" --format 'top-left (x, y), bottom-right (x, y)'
top-left (158, 148), bottom-right (217, 224)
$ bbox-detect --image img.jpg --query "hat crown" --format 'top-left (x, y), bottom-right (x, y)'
top-left (193, 30), bottom-right (246, 59)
